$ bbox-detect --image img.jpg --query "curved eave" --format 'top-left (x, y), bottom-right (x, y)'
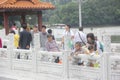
top-left (0, 1), bottom-right (55, 11)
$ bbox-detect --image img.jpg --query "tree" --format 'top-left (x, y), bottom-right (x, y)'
top-left (82, 0), bottom-right (120, 26)
top-left (42, 0), bottom-right (120, 27)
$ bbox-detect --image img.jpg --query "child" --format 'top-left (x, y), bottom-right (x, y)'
top-left (88, 45), bottom-right (99, 67)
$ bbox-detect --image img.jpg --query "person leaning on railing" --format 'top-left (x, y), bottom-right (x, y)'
top-left (69, 42), bottom-right (89, 65)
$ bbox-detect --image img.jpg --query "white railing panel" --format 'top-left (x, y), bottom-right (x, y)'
top-left (12, 49), bottom-right (33, 71)
top-left (37, 51), bottom-right (64, 77)
top-left (69, 54), bottom-right (103, 80)
top-left (109, 54), bottom-right (120, 80)
top-left (0, 48), bottom-right (9, 68)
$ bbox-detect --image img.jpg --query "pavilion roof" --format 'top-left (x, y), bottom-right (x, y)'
top-left (0, 0), bottom-right (55, 10)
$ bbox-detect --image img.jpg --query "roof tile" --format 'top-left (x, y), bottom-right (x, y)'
top-left (0, 0), bottom-right (55, 10)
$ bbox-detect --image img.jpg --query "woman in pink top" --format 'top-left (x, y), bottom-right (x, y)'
top-left (45, 34), bottom-right (59, 52)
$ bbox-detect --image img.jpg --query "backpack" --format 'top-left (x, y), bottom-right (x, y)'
top-left (99, 42), bottom-right (104, 52)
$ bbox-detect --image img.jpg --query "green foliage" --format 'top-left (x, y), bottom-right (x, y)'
top-left (0, 25), bottom-right (3, 29)
top-left (82, 0), bottom-right (120, 26)
top-left (59, 2), bottom-right (79, 27)
top-left (43, 2), bottom-right (79, 27)
top-left (42, 0), bottom-right (120, 27)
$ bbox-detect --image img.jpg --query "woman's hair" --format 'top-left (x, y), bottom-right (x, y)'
top-left (87, 33), bottom-right (95, 40)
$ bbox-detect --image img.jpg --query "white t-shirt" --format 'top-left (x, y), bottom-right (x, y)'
top-left (62, 30), bottom-right (74, 37)
top-left (74, 31), bottom-right (87, 44)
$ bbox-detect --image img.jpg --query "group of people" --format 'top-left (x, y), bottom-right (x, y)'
top-left (6, 23), bottom-right (104, 55)
top-left (61, 25), bottom-right (104, 66)
top-left (0, 23), bottom-right (104, 65)
top-left (9, 23), bottom-right (59, 52)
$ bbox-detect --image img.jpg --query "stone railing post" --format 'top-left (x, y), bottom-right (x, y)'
top-left (7, 33), bottom-right (14, 70)
top-left (64, 35), bottom-right (72, 51)
top-left (32, 33), bottom-right (40, 73)
top-left (100, 53), bottom-right (109, 80)
top-left (63, 35), bottom-right (72, 79)
top-left (62, 51), bottom-right (70, 80)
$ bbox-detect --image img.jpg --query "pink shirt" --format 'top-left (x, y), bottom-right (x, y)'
top-left (45, 40), bottom-right (59, 52)
top-left (0, 38), bottom-right (2, 48)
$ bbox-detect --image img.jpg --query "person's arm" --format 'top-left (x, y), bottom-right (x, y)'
top-left (54, 40), bottom-right (60, 51)
top-left (61, 36), bottom-right (64, 44)
top-left (26, 33), bottom-right (32, 49)
top-left (18, 32), bottom-right (22, 48)
top-left (45, 42), bottom-right (50, 51)
top-left (71, 30), bottom-right (74, 39)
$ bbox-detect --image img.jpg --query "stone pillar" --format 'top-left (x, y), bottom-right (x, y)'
top-left (63, 51), bottom-right (69, 80)
top-left (7, 33), bottom-right (14, 70)
top-left (32, 33), bottom-right (40, 72)
top-left (3, 12), bottom-right (9, 35)
top-left (34, 33), bottom-right (40, 50)
top-left (21, 14), bottom-right (26, 25)
top-left (64, 35), bottom-right (72, 51)
top-left (38, 11), bottom-right (42, 31)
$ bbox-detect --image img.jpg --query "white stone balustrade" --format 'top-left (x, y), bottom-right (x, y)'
top-left (0, 32), bottom-right (120, 80)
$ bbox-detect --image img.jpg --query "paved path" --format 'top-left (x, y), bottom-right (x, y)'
top-left (0, 77), bottom-right (17, 80)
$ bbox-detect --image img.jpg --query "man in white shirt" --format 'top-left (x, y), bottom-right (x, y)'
top-left (74, 27), bottom-right (87, 46)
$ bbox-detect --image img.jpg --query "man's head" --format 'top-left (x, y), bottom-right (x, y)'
top-left (79, 27), bottom-right (83, 31)
top-left (47, 29), bottom-right (52, 34)
top-left (41, 25), bottom-right (46, 33)
top-left (22, 23), bottom-right (27, 29)
top-left (33, 25), bottom-right (38, 32)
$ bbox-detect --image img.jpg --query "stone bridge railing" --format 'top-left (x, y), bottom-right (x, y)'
top-left (0, 33), bottom-right (120, 80)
